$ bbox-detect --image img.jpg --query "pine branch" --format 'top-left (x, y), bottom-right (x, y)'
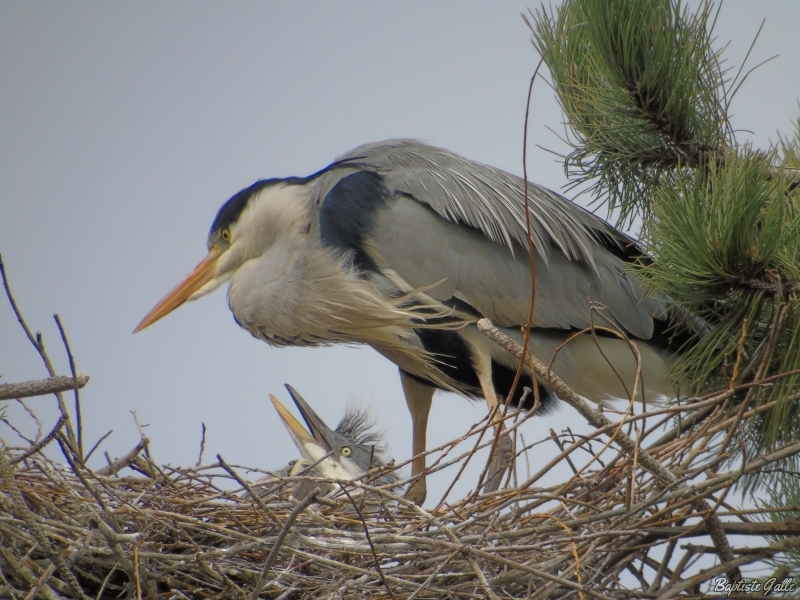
top-left (527, 0), bottom-right (730, 225)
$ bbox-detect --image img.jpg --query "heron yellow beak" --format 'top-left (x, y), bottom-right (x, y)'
top-left (133, 249), bottom-right (221, 333)
top-left (269, 394), bottom-right (318, 447)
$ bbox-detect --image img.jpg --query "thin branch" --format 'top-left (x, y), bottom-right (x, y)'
top-left (10, 414), bottom-right (66, 465)
top-left (95, 440), bottom-right (146, 477)
top-left (54, 314), bottom-right (83, 460)
top-left (340, 485), bottom-right (397, 600)
top-left (196, 422), bottom-right (207, 467)
top-left (84, 430), bottom-right (113, 463)
top-left (0, 374), bottom-right (90, 402)
top-left (0, 255), bottom-right (79, 454)
top-left (249, 492), bottom-right (317, 600)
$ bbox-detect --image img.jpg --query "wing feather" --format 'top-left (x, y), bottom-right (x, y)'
top-left (315, 139), bottom-right (669, 342)
top-left (331, 139), bottom-right (618, 265)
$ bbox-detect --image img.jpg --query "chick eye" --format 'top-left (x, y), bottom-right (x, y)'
top-left (340, 446), bottom-right (352, 457)
top-left (221, 229), bottom-right (231, 243)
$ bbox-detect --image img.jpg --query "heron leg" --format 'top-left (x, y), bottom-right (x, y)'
top-left (474, 358), bottom-right (513, 493)
top-left (472, 350), bottom-right (503, 427)
top-left (399, 370), bottom-right (434, 506)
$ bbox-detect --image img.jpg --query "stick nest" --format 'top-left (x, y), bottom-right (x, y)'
top-left (3, 388), bottom-right (800, 600)
top-left (2, 257), bottom-right (800, 599)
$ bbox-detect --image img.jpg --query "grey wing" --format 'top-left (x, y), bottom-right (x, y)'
top-left (369, 195), bottom-right (664, 339)
top-left (326, 139), bottom-right (667, 340)
top-left (334, 139), bottom-right (623, 266)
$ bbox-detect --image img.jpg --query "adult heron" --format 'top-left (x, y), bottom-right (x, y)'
top-left (135, 139), bottom-right (681, 504)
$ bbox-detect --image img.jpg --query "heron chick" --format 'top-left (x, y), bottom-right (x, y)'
top-left (135, 139), bottom-right (688, 504)
top-left (250, 384), bottom-right (398, 500)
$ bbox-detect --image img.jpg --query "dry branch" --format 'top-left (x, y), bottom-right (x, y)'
top-left (95, 440), bottom-right (147, 477)
top-left (0, 375), bottom-right (90, 402)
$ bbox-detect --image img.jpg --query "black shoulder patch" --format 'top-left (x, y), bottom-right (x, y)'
top-left (319, 171), bottom-right (390, 274)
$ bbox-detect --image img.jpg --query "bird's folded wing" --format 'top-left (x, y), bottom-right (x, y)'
top-left (333, 139), bottom-right (626, 265)
top-left (322, 139), bottom-right (667, 341)
top-left (368, 195), bottom-right (664, 340)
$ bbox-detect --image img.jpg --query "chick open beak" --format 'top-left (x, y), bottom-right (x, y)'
top-left (269, 393), bottom-right (321, 451)
top-left (133, 250), bottom-right (221, 333)
top-left (284, 384), bottom-right (338, 451)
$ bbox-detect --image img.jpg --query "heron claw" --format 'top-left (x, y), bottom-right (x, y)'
top-left (404, 477), bottom-right (427, 506)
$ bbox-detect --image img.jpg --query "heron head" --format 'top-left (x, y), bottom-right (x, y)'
top-left (134, 179), bottom-right (312, 333)
top-left (271, 385), bottom-right (389, 481)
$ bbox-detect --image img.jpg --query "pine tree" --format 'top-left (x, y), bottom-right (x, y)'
top-left (528, 0), bottom-right (800, 577)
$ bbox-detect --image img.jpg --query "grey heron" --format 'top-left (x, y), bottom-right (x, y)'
top-left (135, 139), bottom-right (683, 504)
top-left (251, 384), bottom-right (399, 499)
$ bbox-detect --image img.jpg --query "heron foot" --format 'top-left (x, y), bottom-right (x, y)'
top-left (483, 432), bottom-right (513, 493)
top-left (404, 477), bottom-right (427, 506)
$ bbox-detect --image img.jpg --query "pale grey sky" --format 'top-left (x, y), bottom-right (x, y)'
top-left (2, 2), bottom-right (799, 504)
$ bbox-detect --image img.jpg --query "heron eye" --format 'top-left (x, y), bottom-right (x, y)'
top-left (340, 446), bottom-right (352, 457)
top-left (221, 229), bottom-right (231, 243)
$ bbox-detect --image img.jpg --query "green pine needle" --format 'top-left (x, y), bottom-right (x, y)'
top-left (528, 0), bottom-right (730, 228)
top-left (639, 149), bottom-right (800, 459)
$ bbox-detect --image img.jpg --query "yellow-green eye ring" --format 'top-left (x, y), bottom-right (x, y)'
top-left (221, 229), bottom-right (231, 243)
top-left (340, 446), bottom-right (352, 457)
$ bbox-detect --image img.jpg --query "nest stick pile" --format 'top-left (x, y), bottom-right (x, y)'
top-left (4, 367), bottom-right (800, 598)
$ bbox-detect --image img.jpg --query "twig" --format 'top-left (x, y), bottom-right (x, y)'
top-left (216, 455), bottom-right (282, 526)
top-left (0, 549), bottom-right (63, 600)
top-left (133, 546), bottom-right (142, 600)
top-left (94, 564), bottom-right (117, 600)
top-left (129, 411), bottom-right (157, 478)
top-left (22, 562), bottom-right (56, 600)
top-left (659, 535), bottom-right (800, 599)
top-left (53, 314), bottom-right (83, 460)
top-left (249, 492), bottom-right (317, 600)
top-left (196, 422), bottom-right (207, 467)
top-left (10, 415), bottom-right (66, 466)
top-left (84, 430), bottom-right (113, 463)
top-left (550, 429), bottom-right (578, 474)
top-left (95, 440), bottom-right (146, 477)
top-left (0, 255), bottom-right (78, 453)
top-left (12, 399), bottom-right (43, 441)
top-left (0, 374), bottom-right (90, 402)
top-left (433, 413), bottom-right (493, 509)
top-left (340, 485), bottom-right (397, 600)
